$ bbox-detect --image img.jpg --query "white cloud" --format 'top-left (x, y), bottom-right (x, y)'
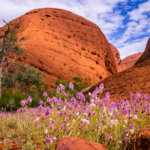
top-left (128, 0), bottom-right (150, 21)
top-left (118, 36), bottom-right (149, 59)
top-left (109, 0), bottom-right (150, 60)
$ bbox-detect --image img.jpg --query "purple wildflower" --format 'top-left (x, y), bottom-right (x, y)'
top-left (27, 96), bottom-right (32, 103)
top-left (91, 92), bottom-right (97, 99)
top-left (35, 121), bottom-right (38, 127)
top-left (125, 130), bottom-right (129, 134)
top-left (38, 105), bottom-right (43, 111)
top-left (76, 92), bottom-right (82, 99)
top-left (56, 86), bottom-right (60, 93)
top-left (124, 137), bottom-right (129, 142)
top-left (130, 124), bottom-right (134, 129)
top-left (108, 136), bottom-right (112, 141)
top-left (60, 84), bottom-right (65, 91)
top-left (43, 92), bottom-right (47, 97)
top-left (95, 125), bottom-right (99, 129)
top-left (45, 107), bottom-right (51, 116)
top-left (62, 91), bottom-right (66, 97)
top-left (49, 125), bottom-right (53, 129)
top-left (81, 96), bottom-right (86, 102)
top-left (45, 137), bottom-right (52, 144)
top-left (39, 100), bottom-right (43, 105)
top-left (69, 82), bottom-right (74, 90)
top-left (101, 119), bottom-right (105, 122)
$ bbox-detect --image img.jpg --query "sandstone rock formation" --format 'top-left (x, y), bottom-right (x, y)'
top-left (109, 43), bottom-right (143, 72)
top-left (0, 8), bottom-right (117, 91)
top-left (135, 37), bottom-right (150, 65)
top-left (117, 52), bottom-right (143, 72)
top-left (83, 59), bottom-right (150, 101)
top-left (55, 137), bottom-right (107, 150)
top-left (109, 44), bottom-right (121, 66)
top-left (127, 126), bottom-right (150, 150)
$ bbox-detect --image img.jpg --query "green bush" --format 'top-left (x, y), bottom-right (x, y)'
top-left (13, 90), bottom-right (27, 110)
top-left (48, 76), bottom-right (91, 102)
top-left (0, 88), bottom-right (27, 111)
top-left (31, 98), bottom-right (39, 108)
top-left (1, 64), bottom-right (49, 99)
top-left (0, 88), bottom-right (41, 111)
top-left (0, 88), bottom-right (14, 109)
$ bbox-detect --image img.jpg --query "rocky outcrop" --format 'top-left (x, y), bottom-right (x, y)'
top-left (127, 126), bottom-right (150, 150)
top-left (117, 52), bottom-right (143, 72)
top-left (0, 8), bottom-right (117, 91)
top-left (109, 44), bottom-right (121, 66)
top-left (55, 137), bottom-right (107, 150)
top-left (135, 37), bottom-right (150, 65)
top-left (109, 44), bottom-right (143, 72)
top-left (83, 59), bottom-right (150, 101)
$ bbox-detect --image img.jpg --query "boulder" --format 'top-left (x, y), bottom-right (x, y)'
top-left (55, 137), bottom-right (107, 150)
top-left (0, 8), bottom-right (117, 91)
top-left (127, 126), bottom-right (150, 150)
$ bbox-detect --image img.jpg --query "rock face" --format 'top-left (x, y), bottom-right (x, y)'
top-left (127, 126), bottom-right (150, 150)
top-left (0, 8), bottom-right (117, 90)
top-left (117, 52), bottom-right (143, 72)
top-left (135, 37), bottom-right (150, 65)
top-left (83, 59), bottom-right (150, 101)
top-left (109, 44), bottom-right (121, 66)
top-left (55, 137), bottom-right (107, 150)
top-left (109, 43), bottom-right (143, 72)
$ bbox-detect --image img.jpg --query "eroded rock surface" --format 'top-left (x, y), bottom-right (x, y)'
top-left (127, 126), bottom-right (150, 150)
top-left (109, 43), bottom-right (121, 66)
top-left (83, 59), bottom-right (150, 102)
top-left (109, 43), bottom-right (143, 72)
top-left (55, 137), bottom-right (107, 150)
top-left (135, 37), bottom-right (150, 65)
top-left (83, 38), bottom-right (150, 101)
top-left (117, 52), bottom-right (143, 72)
top-left (0, 8), bottom-right (117, 90)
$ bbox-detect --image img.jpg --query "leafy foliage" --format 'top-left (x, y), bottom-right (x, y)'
top-left (2, 64), bottom-right (49, 96)
top-left (0, 21), bottom-right (24, 60)
top-left (0, 64), bottom-right (49, 110)
top-left (0, 20), bottom-right (25, 98)
top-left (49, 76), bottom-right (91, 101)
top-left (0, 88), bottom-right (26, 111)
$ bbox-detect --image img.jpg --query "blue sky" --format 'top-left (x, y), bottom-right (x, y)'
top-left (0, 0), bottom-right (150, 59)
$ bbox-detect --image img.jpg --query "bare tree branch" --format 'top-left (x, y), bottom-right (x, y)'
top-left (2, 56), bottom-right (17, 75)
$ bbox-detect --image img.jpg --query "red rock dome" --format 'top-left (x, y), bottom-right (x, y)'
top-left (83, 38), bottom-right (150, 101)
top-left (0, 8), bottom-right (117, 91)
top-left (117, 52), bottom-right (143, 72)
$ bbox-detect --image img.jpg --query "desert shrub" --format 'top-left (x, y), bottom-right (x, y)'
top-left (85, 96), bottom-right (90, 103)
top-left (0, 88), bottom-right (27, 111)
top-left (0, 88), bottom-right (14, 109)
top-left (31, 98), bottom-right (39, 108)
top-left (13, 90), bottom-right (27, 110)
top-left (6, 116), bottom-right (18, 129)
top-left (0, 88), bottom-right (41, 111)
top-left (1, 64), bottom-right (49, 99)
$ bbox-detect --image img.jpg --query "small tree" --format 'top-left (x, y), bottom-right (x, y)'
top-left (0, 19), bottom-right (25, 98)
top-left (2, 64), bottom-right (49, 97)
